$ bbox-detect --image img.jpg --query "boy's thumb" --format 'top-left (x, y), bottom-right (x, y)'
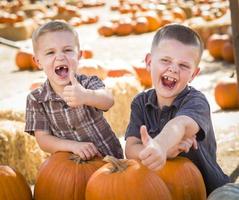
top-left (140, 125), bottom-right (151, 146)
top-left (69, 70), bottom-right (77, 85)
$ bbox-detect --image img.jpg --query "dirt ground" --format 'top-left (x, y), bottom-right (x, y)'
top-left (0, 2), bottom-right (239, 183)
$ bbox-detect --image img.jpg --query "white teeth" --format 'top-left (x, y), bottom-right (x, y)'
top-left (56, 66), bottom-right (68, 70)
top-left (163, 75), bottom-right (177, 82)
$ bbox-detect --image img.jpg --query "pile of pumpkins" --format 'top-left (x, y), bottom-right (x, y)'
top-left (98, 0), bottom-right (229, 37)
top-left (1, 152), bottom-right (208, 200)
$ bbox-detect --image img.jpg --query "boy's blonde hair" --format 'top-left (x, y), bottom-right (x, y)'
top-left (32, 20), bottom-right (80, 53)
top-left (151, 24), bottom-right (204, 63)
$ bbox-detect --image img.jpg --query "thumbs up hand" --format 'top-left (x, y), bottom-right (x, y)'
top-left (62, 70), bottom-right (87, 107)
top-left (139, 125), bottom-right (167, 171)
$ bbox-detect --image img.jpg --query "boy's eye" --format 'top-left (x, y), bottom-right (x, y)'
top-left (161, 59), bottom-right (170, 64)
top-left (180, 64), bottom-right (189, 69)
top-left (46, 51), bottom-right (54, 55)
top-left (64, 49), bottom-right (73, 52)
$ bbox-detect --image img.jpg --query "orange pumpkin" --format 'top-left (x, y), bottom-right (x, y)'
top-left (34, 152), bottom-right (105, 200)
top-left (206, 34), bottom-right (230, 59)
top-left (221, 41), bottom-right (234, 63)
top-left (85, 156), bottom-right (172, 200)
top-left (0, 165), bottom-right (32, 200)
top-left (214, 77), bottom-right (239, 109)
top-left (98, 22), bottom-right (115, 37)
top-left (133, 16), bottom-right (149, 34)
top-left (115, 17), bottom-right (133, 36)
top-left (144, 11), bottom-right (161, 32)
top-left (156, 157), bottom-right (207, 200)
top-left (81, 45), bottom-right (93, 59)
top-left (131, 60), bottom-right (152, 87)
top-left (15, 50), bottom-right (39, 70)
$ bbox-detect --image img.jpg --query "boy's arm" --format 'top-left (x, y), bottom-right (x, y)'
top-left (139, 115), bottom-right (199, 170)
top-left (63, 71), bottom-right (114, 110)
top-left (125, 136), bottom-right (144, 159)
top-left (35, 130), bottom-right (101, 160)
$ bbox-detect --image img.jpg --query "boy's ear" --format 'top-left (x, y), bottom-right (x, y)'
top-left (33, 56), bottom-right (42, 69)
top-left (145, 53), bottom-right (151, 72)
top-left (190, 67), bottom-right (200, 82)
top-left (78, 50), bottom-right (82, 60)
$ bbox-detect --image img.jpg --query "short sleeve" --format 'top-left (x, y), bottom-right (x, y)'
top-left (125, 98), bottom-right (144, 139)
top-left (176, 93), bottom-right (211, 141)
top-left (81, 75), bottom-right (105, 90)
top-left (25, 94), bottom-right (50, 135)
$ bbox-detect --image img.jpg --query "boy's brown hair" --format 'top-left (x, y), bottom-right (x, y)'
top-left (151, 24), bottom-right (204, 62)
top-left (32, 20), bottom-right (80, 53)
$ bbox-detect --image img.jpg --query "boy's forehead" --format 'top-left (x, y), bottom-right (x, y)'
top-left (36, 31), bottom-right (79, 49)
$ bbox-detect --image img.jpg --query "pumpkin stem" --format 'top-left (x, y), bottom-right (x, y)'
top-left (103, 156), bottom-right (128, 173)
top-left (69, 154), bottom-right (87, 164)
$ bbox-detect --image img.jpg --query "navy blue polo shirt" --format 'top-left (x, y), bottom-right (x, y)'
top-left (125, 86), bottom-right (230, 195)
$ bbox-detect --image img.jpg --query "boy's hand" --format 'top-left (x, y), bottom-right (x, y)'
top-left (63, 71), bottom-right (87, 107)
top-left (71, 141), bottom-right (102, 160)
top-left (139, 125), bottom-right (167, 171)
top-left (167, 136), bottom-right (198, 159)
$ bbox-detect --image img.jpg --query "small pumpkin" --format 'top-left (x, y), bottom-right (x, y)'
top-left (214, 76), bottom-right (239, 109)
top-left (221, 41), bottom-right (234, 63)
top-left (34, 152), bottom-right (105, 200)
top-left (207, 183), bottom-right (239, 200)
top-left (156, 156), bottom-right (207, 200)
top-left (98, 22), bottom-right (115, 37)
top-left (206, 34), bottom-right (230, 59)
top-left (85, 156), bottom-right (172, 200)
top-left (131, 60), bottom-right (152, 87)
top-left (15, 50), bottom-right (39, 70)
top-left (133, 16), bottom-right (149, 34)
top-left (115, 17), bottom-right (133, 36)
top-left (144, 11), bottom-right (161, 32)
top-left (81, 45), bottom-right (93, 59)
top-left (0, 165), bottom-right (32, 200)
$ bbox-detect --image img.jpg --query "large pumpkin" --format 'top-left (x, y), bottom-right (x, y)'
top-left (0, 165), bottom-right (32, 200)
top-left (34, 152), bottom-right (105, 200)
top-left (214, 77), bottom-right (239, 109)
top-left (85, 156), bottom-right (172, 200)
top-left (156, 156), bottom-right (207, 200)
top-left (207, 183), bottom-right (239, 200)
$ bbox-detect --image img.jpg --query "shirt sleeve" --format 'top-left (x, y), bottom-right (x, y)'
top-left (175, 92), bottom-right (211, 141)
top-left (24, 94), bottom-right (50, 135)
top-left (84, 76), bottom-right (105, 90)
top-left (125, 97), bottom-right (144, 139)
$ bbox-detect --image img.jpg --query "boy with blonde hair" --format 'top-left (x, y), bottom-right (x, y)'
top-left (25, 20), bottom-right (123, 160)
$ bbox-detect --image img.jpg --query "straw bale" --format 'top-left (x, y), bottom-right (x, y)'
top-left (0, 120), bottom-right (48, 184)
top-left (0, 109), bottom-right (25, 122)
top-left (103, 76), bottom-right (143, 137)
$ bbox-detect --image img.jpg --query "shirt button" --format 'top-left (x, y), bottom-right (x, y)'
top-left (63, 105), bottom-right (68, 109)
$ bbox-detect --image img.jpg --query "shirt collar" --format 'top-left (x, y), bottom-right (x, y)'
top-left (37, 79), bottom-right (62, 103)
top-left (145, 85), bottom-right (190, 110)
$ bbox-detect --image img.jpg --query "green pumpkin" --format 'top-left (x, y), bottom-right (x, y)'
top-left (207, 183), bottom-right (239, 200)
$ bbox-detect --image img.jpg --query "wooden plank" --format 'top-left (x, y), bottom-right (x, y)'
top-left (229, 0), bottom-right (239, 90)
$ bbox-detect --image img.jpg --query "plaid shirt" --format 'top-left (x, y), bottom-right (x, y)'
top-left (25, 74), bottom-right (123, 158)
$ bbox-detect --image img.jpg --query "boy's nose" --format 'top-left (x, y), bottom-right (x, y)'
top-left (168, 63), bottom-right (179, 73)
top-left (55, 52), bottom-right (66, 60)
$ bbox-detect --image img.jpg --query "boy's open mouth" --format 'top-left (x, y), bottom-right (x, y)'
top-left (162, 75), bottom-right (177, 89)
top-left (55, 65), bottom-right (69, 78)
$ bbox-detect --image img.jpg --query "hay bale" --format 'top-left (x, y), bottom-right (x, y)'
top-left (0, 120), bottom-right (48, 184)
top-left (103, 76), bottom-right (143, 137)
top-left (0, 109), bottom-right (25, 122)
